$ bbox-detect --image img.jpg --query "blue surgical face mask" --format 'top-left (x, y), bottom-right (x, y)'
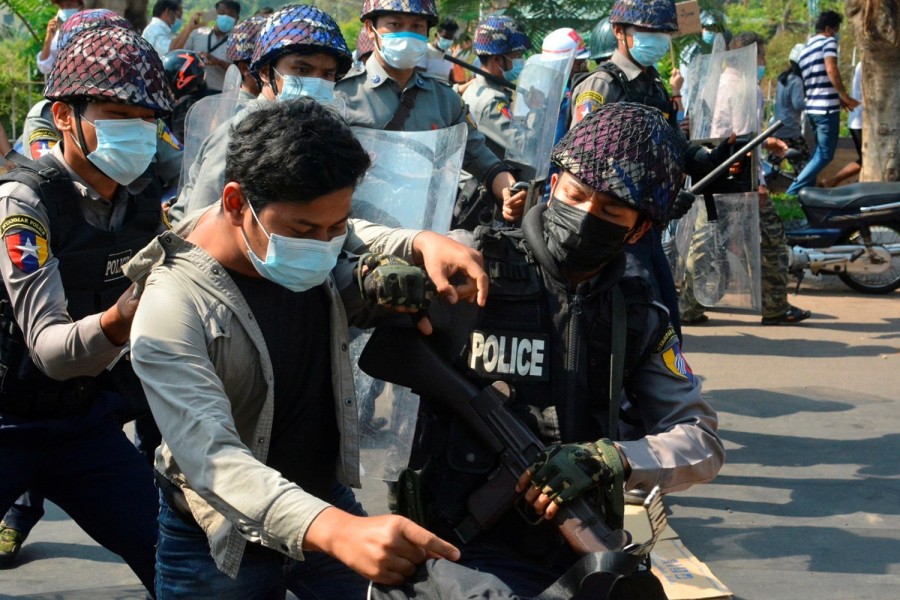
top-left (629, 31), bottom-right (671, 68)
top-left (833, 32), bottom-right (841, 43)
top-left (376, 30), bottom-right (428, 70)
top-left (242, 201), bottom-right (346, 292)
top-left (57, 8), bottom-right (79, 22)
top-left (701, 30), bottom-right (716, 45)
top-left (275, 69), bottom-right (335, 104)
top-left (171, 18), bottom-right (183, 33)
top-left (757, 65), bottom-right (766, 81)
top-left (503, 57), bottom-right (525, 83)
top-left (77, 117), bottom-right (158, 186)
top-left (436, 36), bottom-right (453, 51)
top-left (216, 14), bottom-right (236, 33)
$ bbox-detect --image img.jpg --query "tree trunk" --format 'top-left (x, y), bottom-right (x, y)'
top-left (847, 0), bottom-right (900, 181)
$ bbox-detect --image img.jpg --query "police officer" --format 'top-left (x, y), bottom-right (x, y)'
top-left (461, 15), bottom-right (531, 158)
top-left (679, 9), bottom-right (729, 110)
top-left (224, 14), bottom-right (267, 100)
top-left (336, 0), bottom-right (527, 222)
top-left (0, 25), bottom-right (173, 592)
top-left (401, 103), bottom-right (725, 598)
top-left (22, 9), bottom-right (183, 189)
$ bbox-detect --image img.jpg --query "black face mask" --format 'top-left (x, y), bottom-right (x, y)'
top-left (543, 197), bottom-right (630, 273)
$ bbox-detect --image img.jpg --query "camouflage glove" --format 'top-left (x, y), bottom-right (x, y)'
top-left (357, 253), bottom-right (436, 311)
top-left (528, 438), bottom-right (624, 505)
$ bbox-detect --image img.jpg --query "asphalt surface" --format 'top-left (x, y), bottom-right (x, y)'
top-left (0, 276), bottom-right (897, 600)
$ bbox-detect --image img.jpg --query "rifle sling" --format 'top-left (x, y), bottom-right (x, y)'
top-left (533, 550), bottom-right (645, 600)
top-left (384, 86), bottom-right (422, 131)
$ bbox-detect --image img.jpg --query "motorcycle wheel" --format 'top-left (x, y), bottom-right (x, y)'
top-left (838, 223), bottom-right (900, 294)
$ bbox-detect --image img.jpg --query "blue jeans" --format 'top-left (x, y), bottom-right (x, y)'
top-left (786, 111), bottom-right (840, 195)
top-left (156, 482), bottom-right (369, 599)
top-left (0, 397), bottom-right (158, 593)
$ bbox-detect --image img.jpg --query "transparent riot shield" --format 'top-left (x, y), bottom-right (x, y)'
top-left (505, 50), bottom-right (573, 181)
top-left (349, 124), bottom-right (466, 481)
top-left (178, 95), bottom-right (250, 195)
top-left (675, 192), bottom-right (761, 311)
top-left (350, 123), bottom-right (466, 233)
top-left (220, 64), bottom-right (243, 99)
top-left (689, 42), bottom-right (759, 141)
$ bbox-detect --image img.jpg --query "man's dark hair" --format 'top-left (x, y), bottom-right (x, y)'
top-left (216, 0), bottom-right (241, 15)
top-left (815, 10), bottom-right (843, 33)
top-left (152, 0), bottom-right (180, 18)
top-left (225, 99), bottom-right (371, 209)
top-left (438, 18), bottom-right (459, 37)
top-left (729, 31), bottom-right (765, 51)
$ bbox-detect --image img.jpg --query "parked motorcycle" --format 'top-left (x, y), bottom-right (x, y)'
top-left (788, 182), bottom-right (900, 294)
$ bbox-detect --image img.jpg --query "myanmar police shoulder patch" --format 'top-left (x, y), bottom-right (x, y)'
top-left (2, 215), bottom-right (50, 274)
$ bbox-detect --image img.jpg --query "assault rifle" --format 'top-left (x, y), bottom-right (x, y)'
top-left (358, 326), bottom-right (631, 554)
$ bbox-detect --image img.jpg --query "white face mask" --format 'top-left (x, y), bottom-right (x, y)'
top-left (375, 30), bottom-right (428, 70)
top-left (274, 69), bottom-right (335, 104)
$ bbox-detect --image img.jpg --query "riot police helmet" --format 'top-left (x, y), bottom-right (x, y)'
top-left (45, 25), bottom-right (174, 115)
top-left (551, 102), bottom-right (685, 223)
top-left (588, 18), bottom-right (616, 60)
top-left (473, 15), bottom-right (531, 56)
top-left (226, 15), bottom-right (267, 64)
top-left (360, 0), bottom-right (439, 28)
top-left (700, 9), bottom-right (726, 31)
top-left (542, 28), bottom-right (589, 60)
top-left (251, 4), bottom-right (352, 74)
top-left (609, 0), bottom-right (678, 33)
top-left (163, 50), bottom-right (207, 99)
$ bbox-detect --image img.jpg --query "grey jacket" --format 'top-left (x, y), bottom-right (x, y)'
top-left (125, 208), bottom-right (419, 577)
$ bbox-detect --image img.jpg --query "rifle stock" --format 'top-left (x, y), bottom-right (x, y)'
top-left (358, 327), bottom-right (630, 554)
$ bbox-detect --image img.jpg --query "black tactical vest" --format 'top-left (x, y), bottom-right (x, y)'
top-left (0, 154), bottom-right (162, 417)
top-left (596, 62), bottom-right (680, 130)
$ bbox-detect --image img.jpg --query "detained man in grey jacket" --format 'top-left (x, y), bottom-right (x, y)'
top-left (127, 99), bottom-right (471, 598)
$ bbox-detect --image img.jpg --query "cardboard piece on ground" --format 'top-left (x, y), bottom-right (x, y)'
top-left (676, 1), bottom-right (703, 37)
top-left (624, 503), bottom-right (732, 599)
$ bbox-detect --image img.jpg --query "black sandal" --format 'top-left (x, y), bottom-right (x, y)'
top-left (761, 305), bottom-right (811, 325)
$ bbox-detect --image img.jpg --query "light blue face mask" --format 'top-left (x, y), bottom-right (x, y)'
top-left (757, 65), bottom-right (766, 81)
top-left (701, 30), bottom-right (716, 45)
top-left (436, 36), bottom-right (453, 51)
top-left (78, 118), bottom-right (158, 186)
top-left (216, 14), bottom-right (236, 33)
top-left (242, 201), bottom-right (346, 292)
top-left (376, 31), bottom-right (428, 70)
top-left (58, 8), bottom-right (79, 22)
top-left (275, 69), bottom-right (335, 104)
top-left (629, 31), bottom-right (671, 68)
top-left (503, 57), bottom-right (525, 83)
top-left (171, 18), bottom-right (183, 34)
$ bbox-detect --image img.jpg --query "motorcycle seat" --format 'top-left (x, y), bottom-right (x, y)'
top-left (799, 182), bottom-right (900, 210)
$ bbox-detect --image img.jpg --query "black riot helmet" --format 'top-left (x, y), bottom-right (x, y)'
top-left (163, 50), bottom-right (208, 99)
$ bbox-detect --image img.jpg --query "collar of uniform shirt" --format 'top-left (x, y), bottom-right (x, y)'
top-left (363, 53), bottom-right (432, 92)
top-left (611, 47), bottom-right (646, 82)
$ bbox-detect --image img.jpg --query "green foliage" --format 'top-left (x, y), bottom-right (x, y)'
top-left (0, 36), bottom-right (45, 140)
top-left (770, 192), bottom-right (805, 222)
top-left (341, 17), bottom-right (362, 51)
top-left (0, 0), bottom-right (56, 44)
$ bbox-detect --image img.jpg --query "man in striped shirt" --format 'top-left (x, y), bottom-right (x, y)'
top-left (786, 10), bottom-right (859, 195)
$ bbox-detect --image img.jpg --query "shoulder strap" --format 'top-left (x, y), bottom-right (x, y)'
top-left (608, 284), bottom-right (627, 441)
top-left (597, 62), bottom-right (633, 101)
top-left (208, 31), bottom-right (228, 53)
top-left (384, 86), bottom-right (422, 131)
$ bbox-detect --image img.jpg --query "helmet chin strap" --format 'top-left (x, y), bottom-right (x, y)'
top-left (69, 103), bottom-right (92, 158)
top-left (268, 64), bottom-right (280, 97)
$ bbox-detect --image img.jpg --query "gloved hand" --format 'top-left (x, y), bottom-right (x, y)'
top-left (708, 132), bottom-right (740, 166)
top-left (667, 190), bottom-right (697, 221)
top-left (357, 253), bottom-right (436, 311)
top-left (528, 438), bottom-right (624, 505)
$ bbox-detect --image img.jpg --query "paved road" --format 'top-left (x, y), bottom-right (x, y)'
top-left (1, 276), bottom-right (897, 600)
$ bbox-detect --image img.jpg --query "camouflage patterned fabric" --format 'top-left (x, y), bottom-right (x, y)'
top-left (226, 15), bottom-right (267, 63)
top-left (58, 9), bottom-right (133, 49)
top-left (359, 0), bottom-right (439, 27)
top-left (44, 25), bottom-right (173, 115)
top-left (250, 4), bottom-right (352, 73)
top-left (609, 0), bottom-right (678, 33)
top-left (551, 102), bottom-right (685, 223)
top-left (473, 15), bottom-right (531, 56)
top-left (355, 27), bottom-right (375, 58)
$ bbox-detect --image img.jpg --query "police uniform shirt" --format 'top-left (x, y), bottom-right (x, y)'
top-left (22, 100), bottom-right (184, 188)
top-left (570, 49), bottom-right (669, 127)
top-left (461, 74), bottom-right (514, 159)
top-left (0, 145), bottom-right (158, 380)
top-left (184, 26), bottom-right (232, 92)
top-left (335, 54), bottom-right (505, 185)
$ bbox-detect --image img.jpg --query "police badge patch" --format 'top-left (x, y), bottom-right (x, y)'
top-left (662, 345), bottom-right (694, 382)
top-left (574, 90), bottom-right (604, 123)
top-left (467, 329), bottom-right (549, 381)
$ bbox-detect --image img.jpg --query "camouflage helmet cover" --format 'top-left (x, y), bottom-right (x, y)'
top-left (474, 15), bottom-right (532, 56)
top-left (609, 0), bottom-right (678, 33)
top-left (251, 4), bottom-right (353, 74)
top-left (58, 9), bottom-right (133, 49)
top-left (588, 17), bottom-right (616, 60)
top-left (44, 25), bottom-right (174, 114)
top-left (700, 9), bottom-right (726, 29)
top-left (360, 0), bottom-right (439, 28)
top-left (227, 15), bottom-right (267, 63)
top-left (551, 102), bottom-right (685, 223)
top-left (355, 27), bottom-right (376, 58)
